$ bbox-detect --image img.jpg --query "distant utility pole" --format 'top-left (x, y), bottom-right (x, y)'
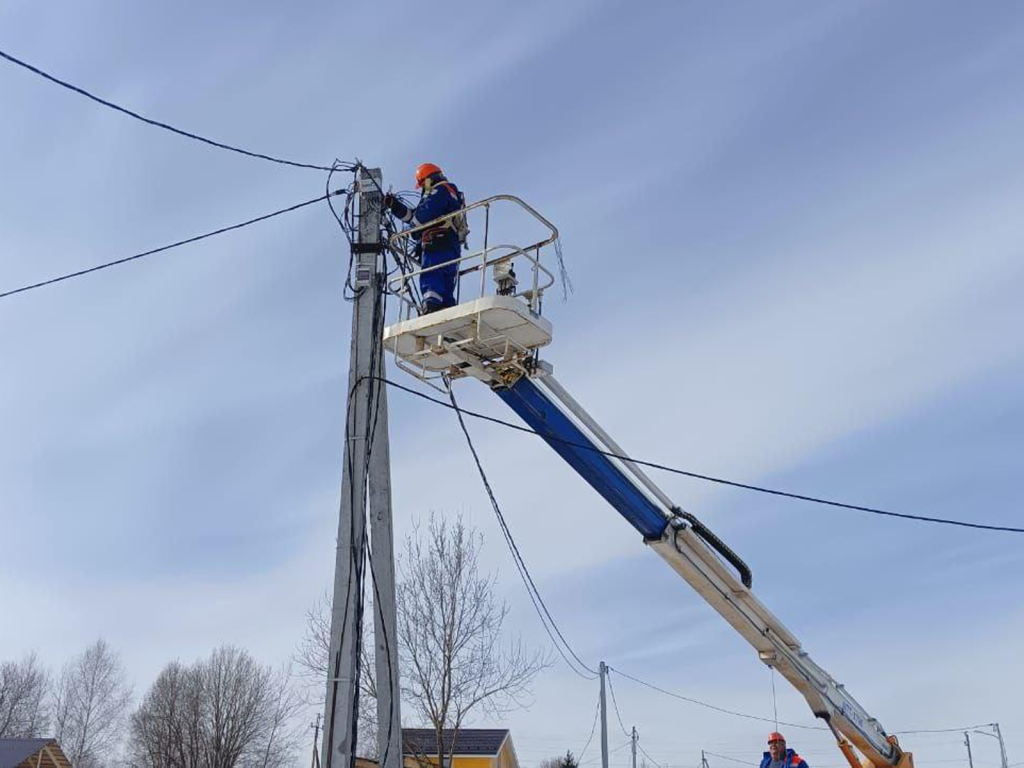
top-left (972, 724), bottom-right (1010, 768)
top-left (321, 167), bottom-right (402, 768)
top-left (631, 727), bottom-right (638, 768)
top-left (993, 723), bottom-right (1009, 768)
top-left (600, 662), bottom-right (609, 768)
top-left (701, 750), bottom-right (710, 768)
top-left (964, 732), bottom-right (974, 768)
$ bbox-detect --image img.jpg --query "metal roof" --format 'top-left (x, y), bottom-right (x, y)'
top-left (0, 741), bottom-right (63, 768)
top-left (402, 728), bottom-right (509, 757)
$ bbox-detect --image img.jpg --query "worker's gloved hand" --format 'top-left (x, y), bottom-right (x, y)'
top-left (384, 193), bottom-right (408, 219)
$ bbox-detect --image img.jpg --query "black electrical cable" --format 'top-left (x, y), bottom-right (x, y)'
top-left (324, 374), bottom-right (365, 768)
top-left (637, 741), bottom-right (664, 768)
top-left (577, 694), bottom-right (602, 765)
top-left (609, 667), bottom-right (826, 731)
top-left (325, 163), bottom-right (361, 302)
top-left (0, 190), bottom-right (345, 301)
top-left (0, 47), bottom-right (351, 173)
top-left (893, 725), bottom-right (990, 735)
top-left (605, 672), bottom-right (632, 740)
top-left (372, 377), bottom-right (1024, 535)
top-left (447, 381), bottom-right (599, 680)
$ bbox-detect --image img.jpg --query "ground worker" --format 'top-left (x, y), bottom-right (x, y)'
top-left (384, 163), bottom-right (466, 314)
top-left (760, 733), bottom-right (808, 768)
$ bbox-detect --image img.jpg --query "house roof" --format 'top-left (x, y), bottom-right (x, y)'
top-left (402, 728), bottom-right (510, 757)
top-left (0, 738), bottom-right (71, 768)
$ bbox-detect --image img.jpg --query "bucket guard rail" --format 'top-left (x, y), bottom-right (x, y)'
top-left (387, 195), bottom-right (559, 322)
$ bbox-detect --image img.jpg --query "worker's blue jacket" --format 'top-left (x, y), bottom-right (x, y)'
top-left (389, 180), bottom-right (465, 309)
top-left (391, 181), bottom-right (465, 252)
top-left (761, 750), bottom-right (808, 768)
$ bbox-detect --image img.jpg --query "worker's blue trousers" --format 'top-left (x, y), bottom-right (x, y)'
top-left (420, 246), bottom-right (459, 309)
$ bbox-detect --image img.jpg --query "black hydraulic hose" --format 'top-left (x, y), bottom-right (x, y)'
top-left (671, 506), bottom-right (753, 588)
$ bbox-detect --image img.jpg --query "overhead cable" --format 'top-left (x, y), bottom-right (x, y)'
top-left (0, 46), bottom-right (351, 173)
top-left (447, 381), bottom-right (598, 680)
top-left (609, 667), bottom-right (827, 732)
top-left (577, 694), bottom-right (602, 765)
top-left (0, 190), bottom-right (345, 300)
top-left (606, 673), bottom-right (632, 740)
top-left (636, 741), bottom-right (665, 768)
top-left (893, 725), bottom-right (991, 735)
top-left (374, 377), bottom-right (1024, 534)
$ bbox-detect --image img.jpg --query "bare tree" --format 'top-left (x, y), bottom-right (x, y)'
top-left (399, 514), bottom-right (549, 768)
top-left (52, 639), bottom-right (133, 766)
top-left (0, 652), bottom-right (49, 737)
top-left (294, 590), bottom-right (379, 758)
top-left (128, 646), bottom-right (303, 768)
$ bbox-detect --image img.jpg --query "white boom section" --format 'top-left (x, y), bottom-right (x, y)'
top-left (538, 374), bottom-right (901, 768)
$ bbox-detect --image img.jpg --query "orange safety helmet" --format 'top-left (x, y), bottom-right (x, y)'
top-left (768, 733), bottom-right (786, 744)
top-left (415, 162), bottom-right (443, 188)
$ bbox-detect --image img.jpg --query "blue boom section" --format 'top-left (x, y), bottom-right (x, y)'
top-left (494, 377), bottom-right (670, 540)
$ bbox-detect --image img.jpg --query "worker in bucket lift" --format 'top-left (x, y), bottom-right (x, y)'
top-left (761, 732), bottom-right (808, 768)
top-left (384, 163), bottom-right (467, 314)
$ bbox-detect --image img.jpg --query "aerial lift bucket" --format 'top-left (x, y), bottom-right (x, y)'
top-left (382, 195), bottom-right (559, 388)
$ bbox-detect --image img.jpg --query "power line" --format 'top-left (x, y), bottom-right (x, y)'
top-left (447, 380), bottom-right (598, 680)
top-left (373, 376), bottom-right (1024, 534)
top-left (895, 726), bottom-right (992, 735)
top-left (0, 46), bottom-right (351, 173)
top-left (604, 676), bottom-right (665, 768)
top-left (578, 693), bottom-right (602, 765)
top-left (0, 189), bottom-right (345, 300)
top-left (609, 667), bottom-right (826, 732)
top-left (605, 672), bottom-right (632, 740)
top-left (636, 742), bottom-right (664, 768)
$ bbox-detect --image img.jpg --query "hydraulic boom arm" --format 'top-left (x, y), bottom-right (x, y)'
top-left (494, 372), bottom-right (912, 768)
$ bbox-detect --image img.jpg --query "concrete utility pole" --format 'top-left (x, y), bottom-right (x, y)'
top-left (973, 724), bottom-right (1010, 768)
top-left (631, 726), bottom-right (638, 768)
top-left (964, 732), bottom-right (974, 768)
top-left (322, 167), bottom-right (402, 768)
top-left (600, 662), bottom-right (610, 768)
top-left (992, 723), bottom-right (1009, 768)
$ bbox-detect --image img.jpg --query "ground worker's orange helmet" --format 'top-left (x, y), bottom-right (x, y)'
top-left (768, 733), bottom-right (785, 744)
top-left (415, 162), bottom-right (443, 188)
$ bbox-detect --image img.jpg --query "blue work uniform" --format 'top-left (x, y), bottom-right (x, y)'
top-left (761, 750), bottom-right (808, 768)
top-left (389, 180), bottom-right (465, 311)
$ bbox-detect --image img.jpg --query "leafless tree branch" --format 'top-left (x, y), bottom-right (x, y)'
top-left (53, 639), bottom-right (134, 767)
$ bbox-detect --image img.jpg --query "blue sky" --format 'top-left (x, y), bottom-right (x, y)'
top-left (2, 1), bottom-right (1023, 766)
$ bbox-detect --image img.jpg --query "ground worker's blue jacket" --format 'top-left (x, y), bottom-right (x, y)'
top-left (390, 180), bottom-right (464, 251)
top-left (760, 750), bottom-right (808, 768)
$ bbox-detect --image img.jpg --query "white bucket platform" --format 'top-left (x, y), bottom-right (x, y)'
top-left (381, 195), bottom-right (560, 387)
top-left (383, 295), bottom-right (552, 384)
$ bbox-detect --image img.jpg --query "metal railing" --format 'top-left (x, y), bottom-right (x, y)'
top-left (386, 195), bottom-right (559, 321)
